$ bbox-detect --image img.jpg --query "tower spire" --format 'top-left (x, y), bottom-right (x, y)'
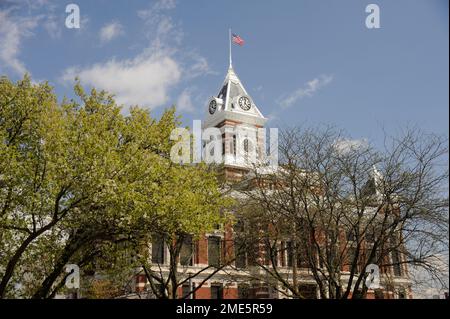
top-left (229, 28), bottom-right (232, 69)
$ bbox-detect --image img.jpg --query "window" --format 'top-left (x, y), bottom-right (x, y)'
top-left (329, 244), bottom-right (339, 268)
top-left (353, 290), bottom-right (363, 299)
top-left (238, 284), bottom-right (252, 299)
top-left (287, 241), bottom-right (294, 267)
top-left (390, 235), bottom-right (403, 277)
top-left (211, 284), bottom-right (223, 299)
top-left (391, 250), bottom-right (402, 276)
top-left (347, 246), bottom-right (359, 273)
top-left (347, 230), bottom-right (356, 242)
top-left (234, 221), bottom-right (247, 268)
top-left (264, 241), bottom-right (277, 266)
top-left (296, 244), bottom-right (309, 268)
top-left (299, 284), bottom-right (317, 299)
top-left (366, 230), bottom-right (375, 243)
top-left (367, 246), bottom-right (379, 264)
top-left (234, 239), bottom-right (247, 268)
top-left (180, 235), bottom-right (193, 266)
top-left (374, 289), bottom-right (384, 299)
top-left (247, 239), bottom-right (259, 266)
top-left (217, 84), bottom-right (227, 99)
top-left (181, 284), bottom-right (191, 299)
top-left (318, 252), bottom-right (324, 269)
top-left (253, 283), bottom-right (271, 298)
top-left (152, 234), bottom-right (165, 264)
top-left (280, 241), bottom-right (286, 267)
top-left (208, 236), bottom-right (221, 267)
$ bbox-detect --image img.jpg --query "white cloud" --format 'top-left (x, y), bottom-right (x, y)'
top-left (0, 1), bottom-right (63, 75)
top-left (43, 15), bottom-right (61, 39)
top-left (266, 112), bottom-right (280, 123)
top-left (0, 9), bottom-right (39, 76)
top-left (60, 1), bottom-right (182, 109)
top-left (176, 88), bottom-right (195, 112)
top-left (137, 0), bottom-right (177, 19)
top-left (138, 0), bottom-right (181, 47)
top-left (40, 2), bottom-right (62, 39)
top-left (99, 22), bottom-right (124, 43)
top-left (61, 0), bottom-right (211, 111)
top-left (278, 74), bottom-right (333, 108)
top-left (334, 138), bottom-right (369, 154)
top-left (61, 52), bottom-right (181, 109)
top-left (184, 53), bottom-right (215, 79)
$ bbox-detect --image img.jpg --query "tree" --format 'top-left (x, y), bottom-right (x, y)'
top-left (235, 126), bottom-right (448, 299)
top-left (0, 75), bottom-right (230, 298)
top-left (136, 162), bottom-right (235, 299)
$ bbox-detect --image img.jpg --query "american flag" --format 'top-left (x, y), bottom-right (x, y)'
top-left (232, 33), bottom-right (244, 46)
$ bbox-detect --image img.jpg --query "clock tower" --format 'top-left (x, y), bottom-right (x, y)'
top-left (203, 64), bottom-right (268, 182)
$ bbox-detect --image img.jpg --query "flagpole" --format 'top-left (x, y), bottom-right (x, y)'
top-left (229, 28), bottom-right (232, 68)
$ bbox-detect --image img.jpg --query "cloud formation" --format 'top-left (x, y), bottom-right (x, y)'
top-left (61, 0), bottom-right (212, 111)
top-left (333, 138), bottom-right (369, 154)
top-left (176, 88), bottom-right (195, 112)
top-left (0, 9), bottom-right (39, 76)
top-left (278, 74), bottom-right (333, 108)
top-left (99, 22), bottom-right (124, 43)
top-left (61, 53), bottom-right (181, 108)
top-left (0, 1), bottom-right (68, 75)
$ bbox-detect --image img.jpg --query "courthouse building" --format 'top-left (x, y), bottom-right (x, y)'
top-left (134, 60), bottom-right (413, 299)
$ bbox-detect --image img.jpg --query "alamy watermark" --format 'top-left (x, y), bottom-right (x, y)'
top-left (65, 264), bottom-right (80, 289)
top-left (366, 4), bottom-right (381, 29)
top-left (65, 4), bottom-right (80, 29)
top-left (365, 263), bottom-right (380, 289)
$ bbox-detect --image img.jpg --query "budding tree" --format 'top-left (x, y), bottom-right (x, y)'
top-left (234, 126), bottom-right (448, 299)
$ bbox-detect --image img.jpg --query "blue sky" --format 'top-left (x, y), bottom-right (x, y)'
top-left (0, 0), bottom-right (448, 147)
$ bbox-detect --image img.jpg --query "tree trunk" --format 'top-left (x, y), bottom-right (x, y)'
top-left (0, 222), bottom-right (55, 298)
top-left (32, 232), bottom-right (89, 299)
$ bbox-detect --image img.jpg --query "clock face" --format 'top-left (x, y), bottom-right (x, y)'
top-left (238, 96), bottom-right (251, 111)
top-left (209, 99), bottom-right (217, 114)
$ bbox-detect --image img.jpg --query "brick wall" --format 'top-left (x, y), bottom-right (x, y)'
top-left (197, 236), bottom-right (208, 265)
top-left (195, 287), bottom-right (211, 299)
top-left (224, 287), bottom-right (238, 299)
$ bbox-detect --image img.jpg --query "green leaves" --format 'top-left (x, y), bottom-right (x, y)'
top-left (0, 75), bottom-right (229, 298)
